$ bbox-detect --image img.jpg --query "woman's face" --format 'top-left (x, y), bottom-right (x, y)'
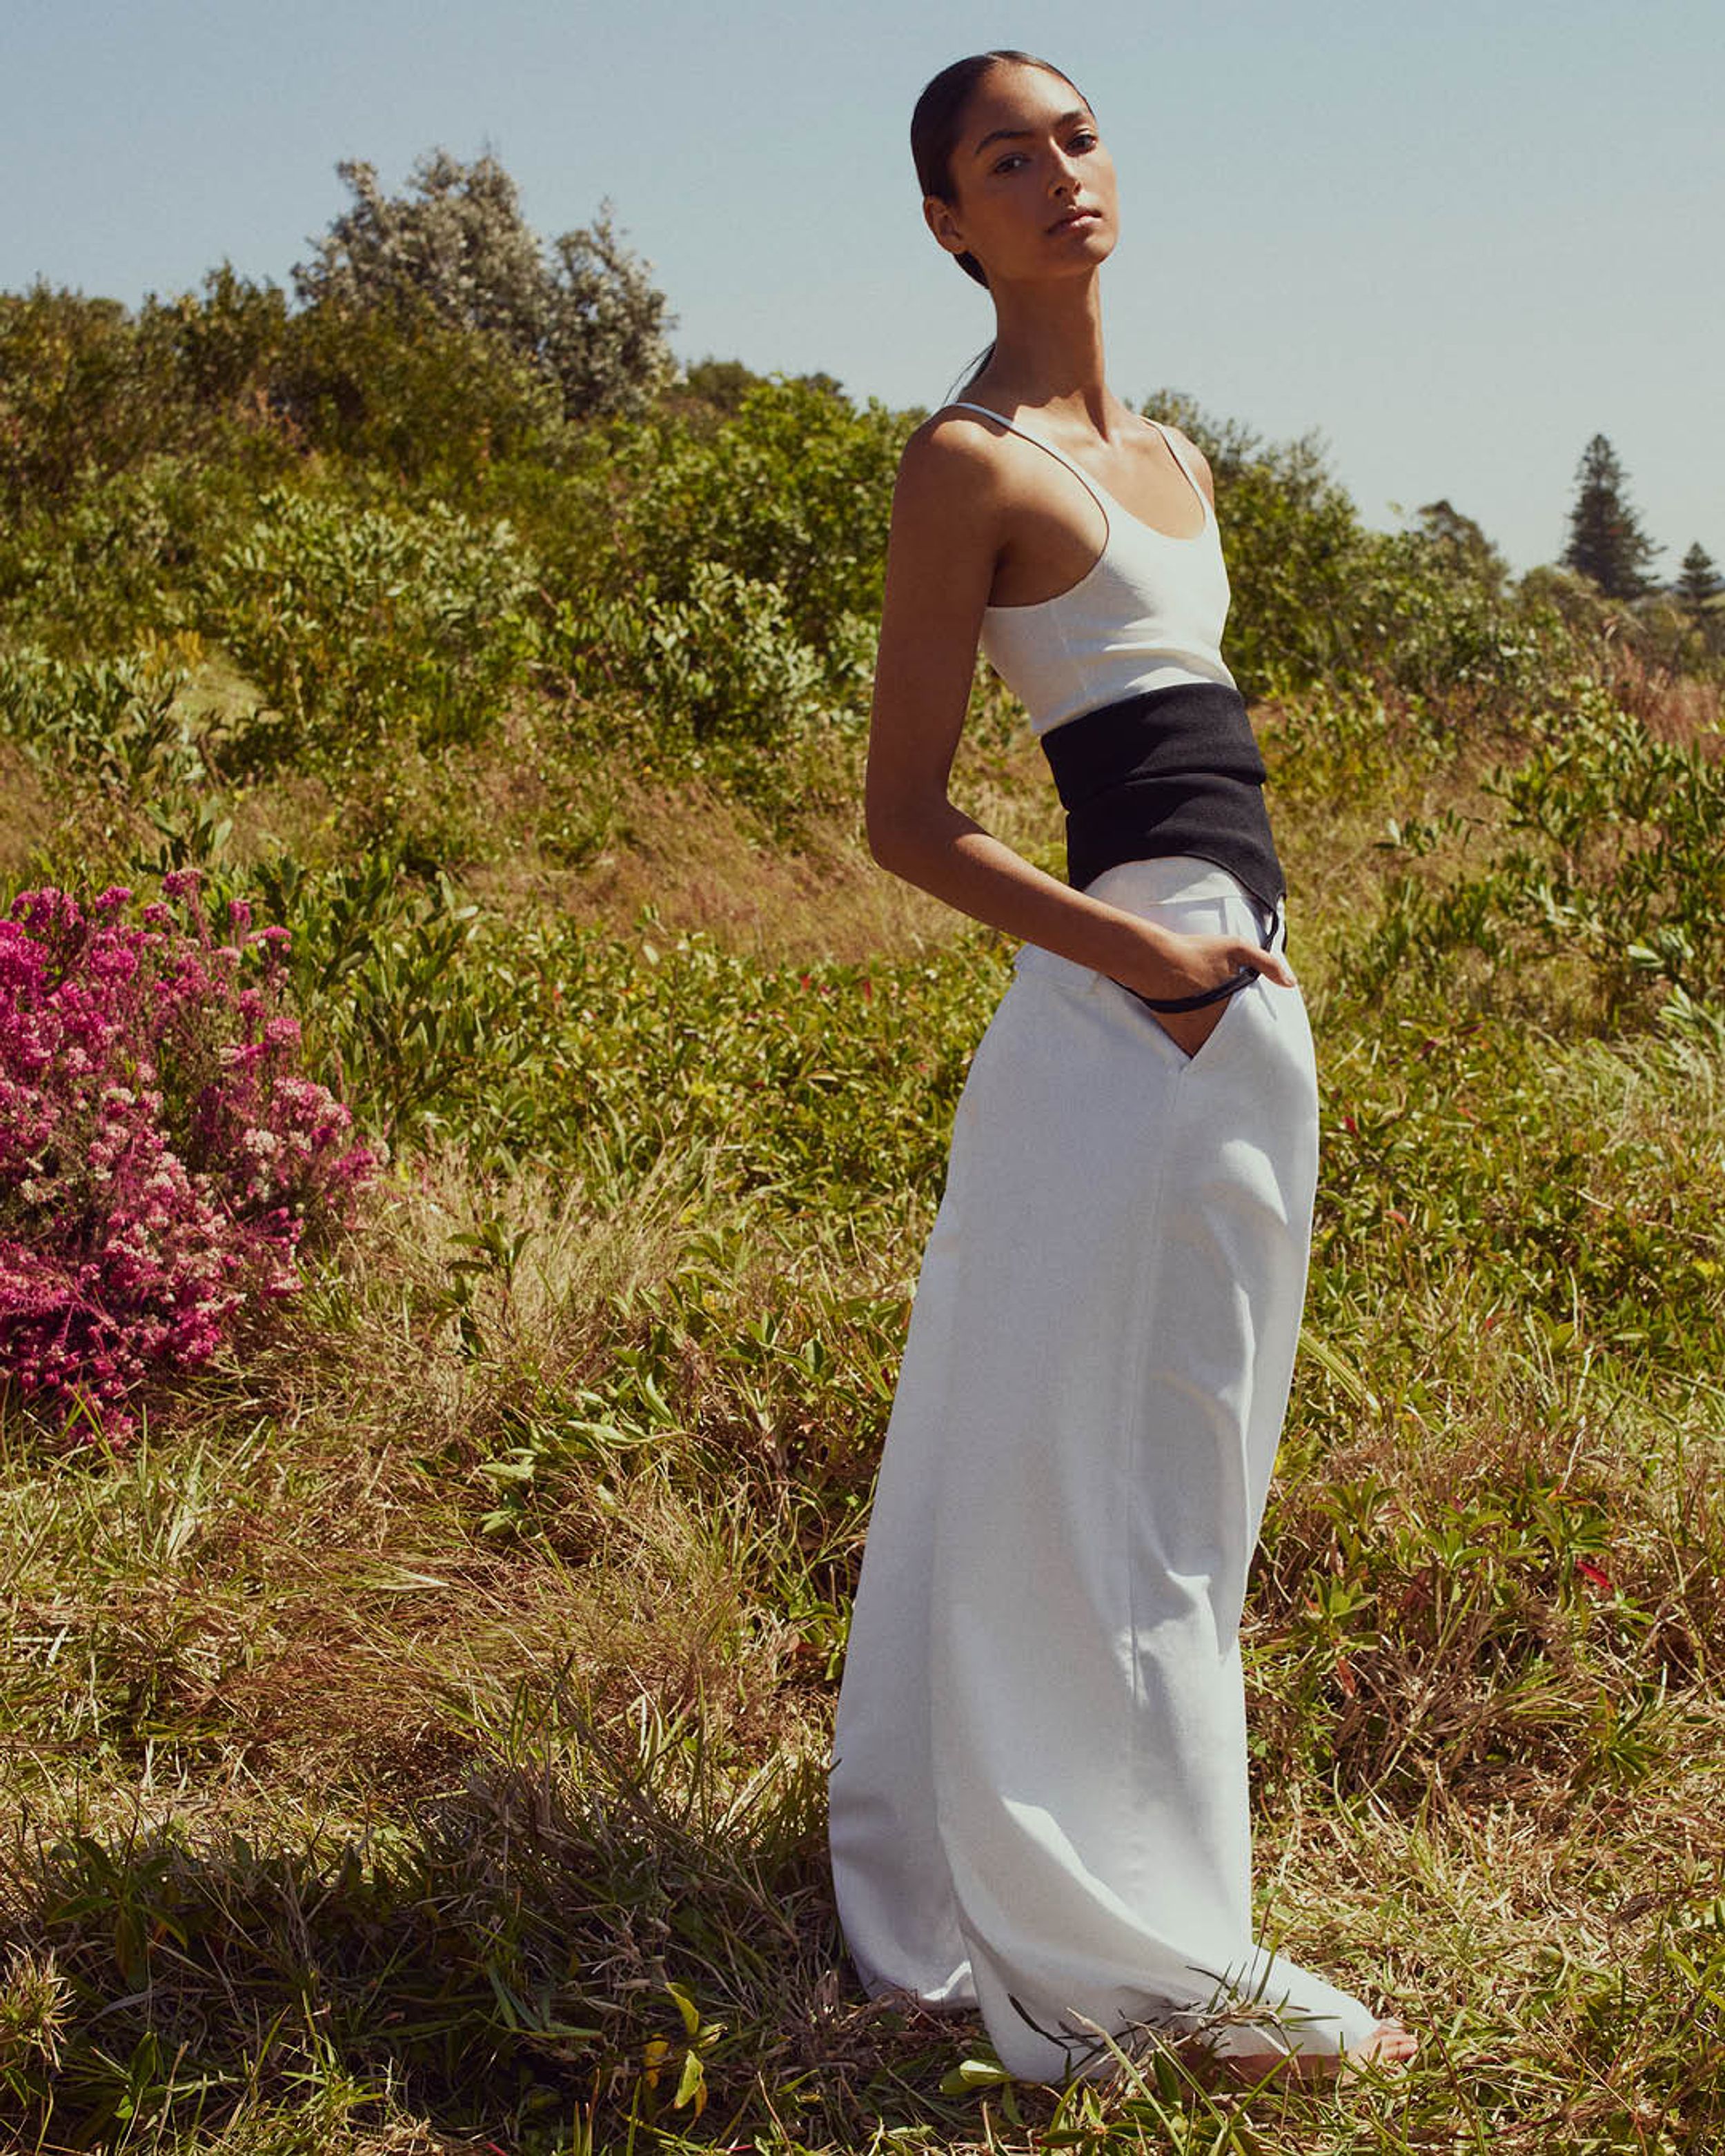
top-left (925, 62), bottom-right (1118, 288)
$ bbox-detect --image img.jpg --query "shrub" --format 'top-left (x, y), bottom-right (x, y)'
top-left (0, 454), bottom-right (273, 655)
top-left (1346, 685), bottom-right (1725, 1025)
top-left (0, 273), bottom-right (288, 515)
top-left (198, 487), bottom-right (538, 764)
top-left (0, 643), bottom-right (201, 790)
top-left (153, 261), bottom-right (289, 417)
top-left (270, 298), bottom-right (566, 486)
top-left (0, 873), bottom-right (376, 1445)
top-left (0, 286), bottom-right (183, 509)
top-left (1346, 526), bottom-right (1584, 730)
top-left (536, 376), bottom-right (896, 785)
top-left (555, 562), bottom-right (839, 747)
top-left (1146, 391), bottom-right (1596, 722)
top-left (1145, 391), bottom-right (1368, 698)
top-left (607, 376), bottom-right (905, 656)
top-left (233, 847), bottom-right (502, 1148)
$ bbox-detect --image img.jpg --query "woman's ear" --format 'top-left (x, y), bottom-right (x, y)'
top-left (923, 195), bottom-right (970, 261)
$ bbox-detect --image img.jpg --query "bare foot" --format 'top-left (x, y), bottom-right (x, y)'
top-left (1223, 2018), bottom-right (1417, 2086)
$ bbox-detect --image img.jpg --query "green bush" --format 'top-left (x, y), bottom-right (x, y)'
top-left (197, 487), bottom-right (539, 765)
top-left (0, 286), bottom-right (185, 508)
top-left (607, 376), bottom-right (906, 657)
top-left (553, 561), bottom-right (860, 748)
top-left (171, 831), bottom-right (1000, 1192)
top-left (0, 643), bottom-right (201, 791)
top-left (155, 261), bottom-right (288, 416)
top-left (1347, 686), bottom-right (1725, 1025)
top-left (1346, 527), bottom-right (1586, 729)
top-left (0, 273), bottom-right (291, 515)
top-left (271, 298), bottom-right (566, 486)
top-left (531, 376), bottom-right (897, 791)
top-left (1149, 392), bottom-right (1599, 722)
top-left (0, 455), bottom-right (266, 654)
top-left (1310, 996), bottom-right (1725, 1369)
top-left (1147, 392), bottom-right (1368, 698)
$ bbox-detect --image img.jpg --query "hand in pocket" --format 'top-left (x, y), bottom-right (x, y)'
top-left (1123, 920), bottom-right (1290, 1061)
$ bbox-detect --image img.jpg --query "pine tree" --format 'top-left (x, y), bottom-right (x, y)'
top-left (1561, 434), bottom-right (1659, 599)
top-left (1677, 541), bottom-right (1720, 615)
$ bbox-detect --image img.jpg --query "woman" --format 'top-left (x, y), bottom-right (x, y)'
top-left (827, 52), bottom-right (1417, 2084)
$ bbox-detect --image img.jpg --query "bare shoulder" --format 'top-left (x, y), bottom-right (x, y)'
top-left (898, 405), bottom-right (1014, 493)
top-left (1157, 419), bottom-right (1216, 505)
top-left (890, 406), bottom-right (1014, 540)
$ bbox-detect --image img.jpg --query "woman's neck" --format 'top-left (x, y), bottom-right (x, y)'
top-left (969, 273), bottom-right (1121, 433)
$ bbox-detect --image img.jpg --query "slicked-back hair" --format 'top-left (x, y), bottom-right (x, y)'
top-left (909, 50), bottom-right (1087, 289)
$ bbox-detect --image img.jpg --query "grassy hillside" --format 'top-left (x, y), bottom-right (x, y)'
top-left (2, 275), bottom-right (1724, 2153)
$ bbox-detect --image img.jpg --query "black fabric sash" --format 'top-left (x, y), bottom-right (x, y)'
top-left (1038, 680), bottom-right (1286, 912)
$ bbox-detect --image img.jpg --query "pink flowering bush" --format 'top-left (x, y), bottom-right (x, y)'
top-left (0, 870), bottom-right (379, 1445)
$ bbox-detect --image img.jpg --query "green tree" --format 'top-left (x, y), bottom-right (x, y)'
top-left (1676, 540), bottom-right (1724, 663)
top-left (1677, 541), bottom-right (1720, 614)
top-left (679, 356), bottom-right (762, 415)
top-left (148, 264), bottom-right (288, 413)
top-left (270, 296), bottom-right (562, 484)
top-left (0, 284), bottom-right (181, 504)
top-left (1561, 433), bottom-right (1659, 599)
top-left (293, 151), bottom-right (673, 419)
top-left (1414, 498), bottom-right (1509, 593)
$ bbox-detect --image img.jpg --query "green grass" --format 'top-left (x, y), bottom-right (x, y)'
top-left (3, 665), bottom-right (1724, 2155)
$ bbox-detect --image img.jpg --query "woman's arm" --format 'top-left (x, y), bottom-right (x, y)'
top-left (864, 418), bottom-right (1294, 1010)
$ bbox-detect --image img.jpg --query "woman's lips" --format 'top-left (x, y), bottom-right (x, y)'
top-left (1048, 208), bottom-right (1101, 233)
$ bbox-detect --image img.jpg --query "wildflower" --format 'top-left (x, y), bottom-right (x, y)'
top-left (0, 878), bottom-right (377, 1448)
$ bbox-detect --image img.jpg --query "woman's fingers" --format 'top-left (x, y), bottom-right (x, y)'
top-left (1122, 927), bottom-right (1297, 1006)
top-left (1138, 934), bottom-right (1297, 1058)
top-left (1243, 942), bottom-right (1297, 989)
top-left (1154, 930), bottom-right (1294, 999)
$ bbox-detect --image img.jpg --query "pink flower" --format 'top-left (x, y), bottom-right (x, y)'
top-left (0, 878), bottom-right (377, 1450)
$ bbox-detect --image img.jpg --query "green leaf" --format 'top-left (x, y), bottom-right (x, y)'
top-left (938, 2055), bottom-right (1012, 2095)
top-left (673, 2048), bottom-right (705, 2113)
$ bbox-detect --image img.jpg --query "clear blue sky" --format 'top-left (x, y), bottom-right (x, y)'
top-left (5, 0), bottom-right (1720, 571)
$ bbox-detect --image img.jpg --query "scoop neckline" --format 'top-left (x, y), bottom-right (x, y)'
top-left (947, 402), bottom-right (1212, 552)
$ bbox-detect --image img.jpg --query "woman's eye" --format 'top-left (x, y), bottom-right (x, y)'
top-left (1069, 131), bottom-right (1098, 153)
top-left (993, 152), bottom-right (1027, 175)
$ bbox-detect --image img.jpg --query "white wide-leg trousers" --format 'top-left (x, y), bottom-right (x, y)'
top-left (828, 858), bottom-right (1380, 2081)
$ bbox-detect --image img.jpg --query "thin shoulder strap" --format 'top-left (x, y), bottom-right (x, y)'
top-left (1144, 417), bottom-right (1212, 515)
top-left (944, 399), bottom-right (1112, 522)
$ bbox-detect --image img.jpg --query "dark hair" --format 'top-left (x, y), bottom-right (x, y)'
top-left (910, 50), bottom-right (1086, 289)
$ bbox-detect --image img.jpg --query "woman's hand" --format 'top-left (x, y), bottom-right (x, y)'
top-left (1123, 926), bottom-right (1295, 1005)
top-left (1118, 926), bottom-right (1296, 1060)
